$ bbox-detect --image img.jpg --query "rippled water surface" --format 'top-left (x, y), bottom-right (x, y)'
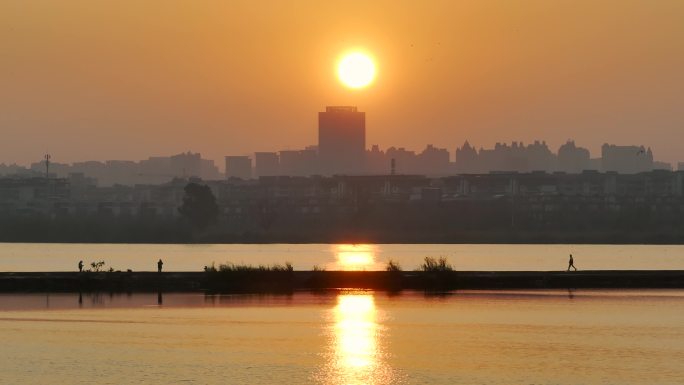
top-left (1, 290), bottom-right (683, 384)
top-left (2, 243), bottom-right (684, 271)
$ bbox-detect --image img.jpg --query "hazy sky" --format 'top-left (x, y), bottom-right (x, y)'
top-left (2, 0), bottom-right (683, 167)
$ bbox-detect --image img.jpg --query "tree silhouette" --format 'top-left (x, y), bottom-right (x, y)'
top-left (178, 183), bottom-right (219, 229)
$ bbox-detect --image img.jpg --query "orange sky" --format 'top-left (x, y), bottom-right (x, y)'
top-left (2, 0), bottom-right (683, 167)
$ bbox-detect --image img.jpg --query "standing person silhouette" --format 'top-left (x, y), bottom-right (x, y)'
top-left (157, 259), bottom-right (163, 273)
top-left (78, 260), bottom-right (84, 272)
top-left (567, 254), bottom-right (577, 271)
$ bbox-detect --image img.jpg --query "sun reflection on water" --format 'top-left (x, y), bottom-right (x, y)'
top-left (336, 294), bottom-right (376, 370)
top-left (320, 292), bottom-right (395, 385)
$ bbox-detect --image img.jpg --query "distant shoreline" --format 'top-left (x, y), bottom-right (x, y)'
top-left (4, 202), bottom-right (684, 244)
top-left (2, 270), bottom-right (683, 293)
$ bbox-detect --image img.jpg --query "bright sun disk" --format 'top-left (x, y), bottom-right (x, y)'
top-left (338, 52), bottom-right (376, 89)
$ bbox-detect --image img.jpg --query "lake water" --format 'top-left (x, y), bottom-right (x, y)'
top-left (1, 243), bottom-right (684, 272)
top-left (1, 290), bottom-right (683, 384)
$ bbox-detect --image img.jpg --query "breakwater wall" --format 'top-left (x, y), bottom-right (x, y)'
top-left (1, 270), bottom-right (683, 293)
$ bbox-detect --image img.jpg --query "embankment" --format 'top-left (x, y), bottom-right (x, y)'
top-left (0, 270), bottom-right (682, 293)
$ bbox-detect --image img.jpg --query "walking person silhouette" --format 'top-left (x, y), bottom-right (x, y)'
top-left (78, 260), bottom-right (84, 272)
top-left (157, 259), bottom-right (163, 273)
top-left (567, 254), bottom-right (577, 271)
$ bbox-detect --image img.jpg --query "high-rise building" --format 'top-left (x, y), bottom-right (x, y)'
top-left (254, 152), bottom-right (279, 177)
top-left (653, 161), bottom-right (672, 171)
top-left (601, 144), bottom-right (653, 173)
top-left (455, 141), bottom-right (479, 173)
top-left (418, 144), bottom-right (450, 175)
top-left (279, 150), bottom-right (304, 176)
top-left (170, 152), bottom-right (202, 177)
top-left (318, 106), bottom-right (365, 175)
top-left (278, 149), bottom-right (318, 176)
top-left (225, 156), bottom-right (252, 179)
top-left (558, 140), bottom-right (590, 173)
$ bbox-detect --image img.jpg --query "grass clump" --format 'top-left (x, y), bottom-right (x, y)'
top-left (206, 262), bottom-right (293, 273)
top-left (270, 262), bottom-right (294, 272)
top-left (385, 259), bottom-right (402, 272)
top-left (420, 256), bottom-right (453, 272)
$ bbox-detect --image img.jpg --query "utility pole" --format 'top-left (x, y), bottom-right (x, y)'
top-left (44, 153), bottom-right (52, 200)
top-left (44, 153), bottom-right (51, 179)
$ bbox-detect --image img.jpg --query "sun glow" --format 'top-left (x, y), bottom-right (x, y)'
top-left (337, 52), bottom-right (376, 89)
top-left (334, 244), bottom-right (378, 271)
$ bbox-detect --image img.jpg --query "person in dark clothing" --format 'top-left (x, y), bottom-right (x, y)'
top-left (157, 259), bottom-right (163, 273)
top-left (78, 260), bottom-right (84, 272)
top-left (567, 254), bottom-right (577, 271)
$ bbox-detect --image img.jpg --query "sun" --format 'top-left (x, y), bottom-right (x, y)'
top-left (337, 52), bottom-right (376, 89)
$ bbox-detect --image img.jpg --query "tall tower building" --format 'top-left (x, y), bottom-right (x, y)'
top-left (318, 106), bottom-right (365, 175)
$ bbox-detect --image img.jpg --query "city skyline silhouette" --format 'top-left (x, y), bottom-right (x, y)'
top-left (1, 105), bottom-right (677, 186)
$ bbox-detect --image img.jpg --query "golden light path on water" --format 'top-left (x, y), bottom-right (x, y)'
top-left (336, 295), bottom-right (376, 369)
top-left (321, 292), bottom-right (395, 385)
top-left (332, 244), bottom-right (382, 271)
top-left (327, 244), bottom-right (389, 384)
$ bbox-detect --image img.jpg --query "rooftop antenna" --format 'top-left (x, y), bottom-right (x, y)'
top-left (44, 153), bottom-right (51, 179)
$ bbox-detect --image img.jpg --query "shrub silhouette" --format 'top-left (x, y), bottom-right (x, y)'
top-left (420, 256), bottom-right (453, 272)
top-left (88, 260), bottom-right (106, 272)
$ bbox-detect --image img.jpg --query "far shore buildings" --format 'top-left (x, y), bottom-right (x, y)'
top-left (2, 170), bottom-right (683, 221)
top-left (228, 106), bottom-right (675, 179)
top-left (14, 152), bottom-right (222, 187)
top-left (1, 107), bottom-right (678, 184)
top-left (455, 140), bottom-right (666, 175)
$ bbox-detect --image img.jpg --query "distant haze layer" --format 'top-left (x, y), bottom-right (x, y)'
top-left (1, 0), bottom-right (683, 166)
